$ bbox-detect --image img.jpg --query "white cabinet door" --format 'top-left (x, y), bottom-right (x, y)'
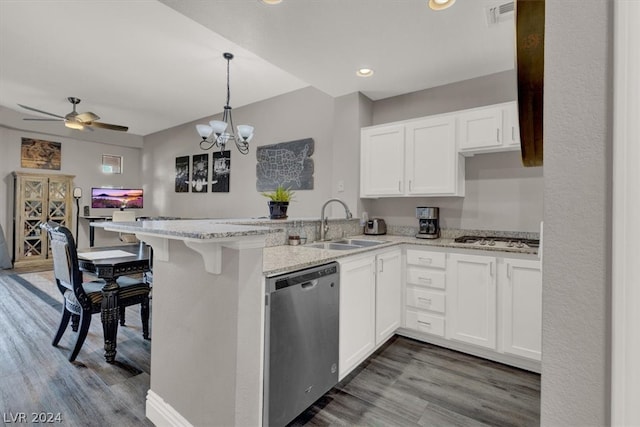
top-left (448, 253), bottom-right (497, 349)
top-left (338, 255), bottom-right (376, 379)
top-left (375, 248), bottom-right (402, 345)
top-left (458, 105), bottom-right (503, 151)
top-left (405, 115), bottom-right (463, 196)
top-left (504, 102), bottom-right (521, 148)
top-left (501, 258), bottom-right (542, 360)
top-left (360, 124), bottom-right (405, 197)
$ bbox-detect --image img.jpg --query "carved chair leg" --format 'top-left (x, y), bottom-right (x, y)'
top-left (71, 313), bottom-right (80, 332)
top-left (119, 305), bottom-right (126, 326)
top-left (141, 297), bottom-right (150, 340)
top-left (52, 308), bottom-right (72, 346)
top-left (69, 311), bottom-right (92, 362)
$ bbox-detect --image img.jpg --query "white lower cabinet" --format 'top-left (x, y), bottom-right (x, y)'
top-left (338, 255), bottom-right (376, 380)
top-left (500, 258), bottom-right (542, 361)
top-left (447, 253), bottom-right (497, 349)
top-left (338, 247), bottom-right (401, 380)
top-left (404, 248), bottom-right (447, 338)
top-left (375, 248), bottom-right (402, 345)
top-left (401, 247), bottom-right (542, 371)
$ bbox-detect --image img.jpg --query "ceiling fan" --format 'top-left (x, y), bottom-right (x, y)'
top-left (18, 97), bottom-right (128, 132)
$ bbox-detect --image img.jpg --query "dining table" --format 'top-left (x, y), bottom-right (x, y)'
top-left (76, 243), bottom-right (151, 363)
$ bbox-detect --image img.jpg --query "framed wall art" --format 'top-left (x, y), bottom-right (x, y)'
top-left (191, 153), bottom-right (209, 193)
top-left (256, 138), bottom-right (314, 191)
top-left (102, 154), bottom-right (122, 174)
top-left (21, 137), bottom-right (61, 170)
top-left (212, 151), bottom-right (230, 193)
top-left (175, 156), bottom-right (190, 192)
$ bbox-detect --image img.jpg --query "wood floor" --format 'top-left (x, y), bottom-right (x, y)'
top-left (0, 270), bottom-right (540, 427)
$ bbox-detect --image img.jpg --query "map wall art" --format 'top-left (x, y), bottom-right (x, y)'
top-left (256, 138), bottom-right (314, 191)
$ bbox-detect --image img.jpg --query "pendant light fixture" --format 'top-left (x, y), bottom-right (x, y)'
top-left (196, 52), bottom-right (254, 154)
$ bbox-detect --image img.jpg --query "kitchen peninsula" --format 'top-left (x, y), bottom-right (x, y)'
top-left (94, 219), bottom-right (281, 427)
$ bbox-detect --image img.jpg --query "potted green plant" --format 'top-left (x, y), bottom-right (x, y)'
top-left (262, 185), bottom-right (295, 219)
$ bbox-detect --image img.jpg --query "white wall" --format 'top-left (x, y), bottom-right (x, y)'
top-left (0, 126), bottom-right (144, 253)
top-left (143, 86), bottom-right (342, 219)
top-left (542, 0), bottom-right (611, 425)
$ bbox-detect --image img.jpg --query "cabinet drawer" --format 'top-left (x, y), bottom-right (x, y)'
top-left (406, 250), bottom-right (446, 268)
top-left (406, 288), bottom-right (445, 313)
top-left (406, 267), bottom-right (446, 289)
top-left (405, 310), bottom-right (445, 337)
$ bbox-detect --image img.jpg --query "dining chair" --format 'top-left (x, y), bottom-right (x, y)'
top-left (41, 222), bottom-right (150, 362)
top-left (111, 210), bottom-right (138, 243)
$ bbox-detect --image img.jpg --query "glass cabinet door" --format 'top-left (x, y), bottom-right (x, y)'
top-left (19, 176), bottom-right (48, 259)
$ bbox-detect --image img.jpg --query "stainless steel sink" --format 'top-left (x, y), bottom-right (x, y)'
top-left (305, 242), bottom-right (362, 250)
top-left (305, 238), bottom-right (387, 250)
top-left (332, 238), bottom-right (387, 247)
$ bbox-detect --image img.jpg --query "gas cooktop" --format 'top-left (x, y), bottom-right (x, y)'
top-left (453, 235), bottom-right (540, 249)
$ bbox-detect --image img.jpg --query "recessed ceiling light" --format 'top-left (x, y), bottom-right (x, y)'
top-left (357, 68), bottom-right (374, 77)
top-left (260, 0), bottom-right (283, 4)
top-left (428, 0), bottom-right (456, 11)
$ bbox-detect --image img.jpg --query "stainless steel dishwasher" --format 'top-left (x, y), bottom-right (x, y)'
top-left (264, 262), bottom-right (339, 427)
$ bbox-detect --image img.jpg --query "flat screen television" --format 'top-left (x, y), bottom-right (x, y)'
top-left (91, 188), bottom-right (143, 209)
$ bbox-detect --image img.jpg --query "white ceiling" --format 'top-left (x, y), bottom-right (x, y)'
top-left (0, 0), bottom-right (515, 137)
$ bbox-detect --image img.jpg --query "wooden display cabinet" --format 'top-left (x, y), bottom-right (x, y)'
top-left (12, 171), bottom-right (75, 268)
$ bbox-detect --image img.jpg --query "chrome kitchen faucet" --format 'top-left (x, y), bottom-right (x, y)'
top-left (319, 199), bottom-right (352, 241)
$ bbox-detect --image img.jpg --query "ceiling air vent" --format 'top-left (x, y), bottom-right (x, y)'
top-left (486, 1), bottom-right (515, 26)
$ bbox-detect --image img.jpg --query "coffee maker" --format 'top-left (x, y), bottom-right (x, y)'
top-left (416, 207), bottom-right (440, 239)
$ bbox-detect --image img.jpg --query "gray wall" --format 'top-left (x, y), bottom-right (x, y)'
top-left (0, 125), bottom-right (144, 254)
top-left (364, 70), bottom-right (544, 232)
top-left (542, 1), bottom-right (611, 425)
top-left (142, 86), bottom-right (344, 219)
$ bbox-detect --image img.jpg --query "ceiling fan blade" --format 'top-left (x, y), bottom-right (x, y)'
top-left (76, 111), bottom-right (100, 123)
top-left (18, 104), bottom-right (65, 119)
top-left (88, 121), bottom-right (129, 132)
top-left (23, 118), bottom-right (63, 121)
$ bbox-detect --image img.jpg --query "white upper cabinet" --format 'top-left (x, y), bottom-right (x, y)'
top-left (405, 116), bottom-right (464, 196)
top-left (360, 124), bottom-right (405, 196)
top-left (361, 115), bottom-right (464, 198)
top-left (457, 101), bottom-right (521, 155)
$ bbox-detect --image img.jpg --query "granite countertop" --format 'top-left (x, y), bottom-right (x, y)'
top-left (263, 234), bottom-right (539, 276)
top-left (92, 219), bottom-right (282, 240)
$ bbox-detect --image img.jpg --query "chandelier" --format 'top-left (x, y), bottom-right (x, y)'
top-left (196, 52), bottom-right (254, 155)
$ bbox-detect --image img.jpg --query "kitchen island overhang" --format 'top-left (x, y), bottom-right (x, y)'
top-left (93, 219), bottom-right (282, 427)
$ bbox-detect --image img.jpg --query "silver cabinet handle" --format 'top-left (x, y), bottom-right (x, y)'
top-left (417, 320), bottom-right (432, 327)
top-left (379, 258), bottom-right (384, 273)
top-left (418, 276), bottom-right (432, 284)
top-left (497, 128), bottom-right (500, 142)
top-left (490, 261), bottom-right (494, 277)
top-left (418, 257), bottom-right (432, 264)
top-left (507, 264), bottom-right (512, 279)
top-left (418, 297), bottom-right (432, 304)
top-left (409, 180), bottom-right (412, 191)
top-left (512, 126), bottom-right (515, 141)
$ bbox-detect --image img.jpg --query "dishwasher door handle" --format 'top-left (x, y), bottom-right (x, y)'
top-left (300, 279), bottom-right (318, 289)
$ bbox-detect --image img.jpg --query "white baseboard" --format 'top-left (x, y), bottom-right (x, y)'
top-left (146, 389), bottom-right (193, 427)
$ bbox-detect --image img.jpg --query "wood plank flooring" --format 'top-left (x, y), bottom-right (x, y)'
top-left (0, 269), bottom-right (540, 426)
top-left (290, 337), bottom-right (540, 426)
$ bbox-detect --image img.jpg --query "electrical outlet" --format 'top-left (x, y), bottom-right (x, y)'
top-left (337, 180), bottom-right (344, 192)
